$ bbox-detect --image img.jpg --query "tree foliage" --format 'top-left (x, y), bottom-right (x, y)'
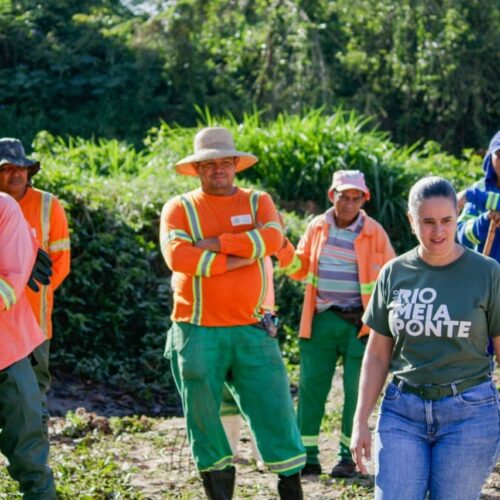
top-left (0, 0), bottom-right (498, 151)
top-left (333, 0), bottom-right (500, 149)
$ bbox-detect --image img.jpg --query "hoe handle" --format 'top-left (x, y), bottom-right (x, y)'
top-left (483, 220), bottom-right (496, 257)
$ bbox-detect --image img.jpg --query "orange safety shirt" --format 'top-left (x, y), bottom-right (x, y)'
top-left (19, 187), bottom-right (71, 339)
top-left (0, 193), bottom-right (45, 370)
top-left (160, 187), bottom-right (283, 326)
top-left (277, 209), bottom-right (395, 339)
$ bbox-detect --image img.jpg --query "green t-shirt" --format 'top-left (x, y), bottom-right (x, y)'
top-left (363, 247), bottom-right (500, 386)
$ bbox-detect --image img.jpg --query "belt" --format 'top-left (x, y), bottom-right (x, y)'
top-left (329, 305), bottom-right (364, 314)
top-left (393, 375), bottom-right (490, 401)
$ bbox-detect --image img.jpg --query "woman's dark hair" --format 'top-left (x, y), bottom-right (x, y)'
top-left (408, 176), bottom-right (457, 216)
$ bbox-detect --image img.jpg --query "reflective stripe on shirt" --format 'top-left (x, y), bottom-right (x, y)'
top-left (180, 194), bottom-right (205, 324)
top-left (40, 192), bottom-right (53, 336)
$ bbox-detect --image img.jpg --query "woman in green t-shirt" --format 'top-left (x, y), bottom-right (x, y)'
top-left (351, 176), bottom-right (500, 500)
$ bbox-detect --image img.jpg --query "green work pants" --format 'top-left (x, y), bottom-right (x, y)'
top-left (31, 340), bottom-right (51, 440)
top-left (298, 309), bottom-right (365, 464)
top-left (0, 357), bottom-right (56, 499)
top-left (166, 322), bottom-right (306, 475)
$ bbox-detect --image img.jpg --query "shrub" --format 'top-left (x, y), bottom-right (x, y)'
top-left (29, 110), bottom-right (482, 406)
top-left (146, 109), bottom-right (482, 252)
top-left (33, 132), bottom-right (183, 399)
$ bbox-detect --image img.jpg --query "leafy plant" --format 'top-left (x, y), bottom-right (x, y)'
top-left (26, 111), bottom-right (482, 400)
top-left (109, 415), bottom-right (153, 435)
top-left (1, 1), bottom-right (498, 151)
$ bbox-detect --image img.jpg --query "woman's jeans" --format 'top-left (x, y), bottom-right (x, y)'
top-left (375, 380), bottom-right (500, 500)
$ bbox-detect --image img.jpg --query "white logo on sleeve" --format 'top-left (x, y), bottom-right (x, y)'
top-left (231, 214), bottom-right (252, 226)
top-left (391, 288), bottom-right (471, 338)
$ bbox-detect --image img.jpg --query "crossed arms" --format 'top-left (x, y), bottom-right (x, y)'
top-left (159, 192), bottom-right (283, 277)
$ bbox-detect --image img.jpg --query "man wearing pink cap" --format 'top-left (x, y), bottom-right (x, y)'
top-left (277, 170), bottom-right (395, 478)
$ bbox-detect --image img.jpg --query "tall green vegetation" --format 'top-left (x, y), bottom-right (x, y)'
top-left (333, 0), bottom-right (500, 149)
top-left (146, 109), bottom-right (481, 251)
top-left (0, 0), bottom-right (167, 145)
top-left (1, 0), bottom-right (498, 152)
top-left (29, 111), bottom-right (481, 397)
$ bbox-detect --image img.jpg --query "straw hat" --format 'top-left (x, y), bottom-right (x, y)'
top-left (175, 127), bottom-right (258, 176)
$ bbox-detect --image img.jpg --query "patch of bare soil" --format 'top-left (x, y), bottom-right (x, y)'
top-left (118, 415), bottom-right (376, 499)
top-left (47, 369), bottom-right (182, 418)
top-left (45, 369), bottom-right (500, 499)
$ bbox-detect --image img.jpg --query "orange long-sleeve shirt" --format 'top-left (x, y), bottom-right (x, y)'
top-left (160, 187), bottom-right (283, 326)
top-left (277, 209), bottom-right (395, 339)
top-left (0, 193), bottom-right (44, 370)
top-left (19, 187), bottom-right (71, 339)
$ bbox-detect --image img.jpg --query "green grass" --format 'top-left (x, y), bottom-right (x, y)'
top-left (321, 407), bottom-right (343, 434)
top-left (0, 436), bottom-right (141, 499)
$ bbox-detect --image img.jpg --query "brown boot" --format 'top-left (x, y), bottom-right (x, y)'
top-left (330, 458), bottom-right (356, 478)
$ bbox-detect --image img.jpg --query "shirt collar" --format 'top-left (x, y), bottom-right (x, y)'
top-left (325, 208), bottom-right (363, 232)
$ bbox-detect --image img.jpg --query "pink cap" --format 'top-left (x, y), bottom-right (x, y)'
top-left (328, 170), bottom-right (370, 200)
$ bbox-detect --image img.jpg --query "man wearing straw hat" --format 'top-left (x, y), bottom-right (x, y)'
top-left (160, 126), bottom-right (305, 499)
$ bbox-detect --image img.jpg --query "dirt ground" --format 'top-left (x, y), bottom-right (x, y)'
top-left (47, 370), bottom-right (182, 418)
top-left (43, 368), bottom-right (500, 499)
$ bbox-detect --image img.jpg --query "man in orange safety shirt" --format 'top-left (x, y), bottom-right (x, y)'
top-left (160, 127), bottom-right (305, 499)
top-left (0, 138), bottom-right (70, 437)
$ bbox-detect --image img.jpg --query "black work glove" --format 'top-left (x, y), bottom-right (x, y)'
top-left (27, 248), bottom-right (53, 292)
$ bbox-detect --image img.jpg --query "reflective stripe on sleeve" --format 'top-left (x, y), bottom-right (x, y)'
top-left (247, 229), bottom-right (266, 259)
top-left (280, 253), bottom-right (302, 275)
top-left (306, 272), bottom-right (318, 287)
top-left (464, 219), bottom-right (481, 246)
top-left (0, 278), bottom-right (16, 310)
top-left (486, 192), bottom-right (500, 211)
top-left (49, 238), bottom-right (71, 252)
top-left (263, 221), bottom-right (283, 233)
top-left (458, 212), bottom-right (475, 224)
top-left (163, 230), bottom-right (193, 247)
top-left (360, 281), bottom-right (376, 295)
top-left (196, 251), bottom-right (217, 277)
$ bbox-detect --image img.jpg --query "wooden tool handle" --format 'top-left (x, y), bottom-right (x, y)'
top-left (483, 219), bottom-right (496, 256)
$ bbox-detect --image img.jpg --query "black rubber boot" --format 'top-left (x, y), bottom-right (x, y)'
top-left (200, 466), bottom-right (236, 500)
top-left (277, 472), bottom-right (303, 500)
